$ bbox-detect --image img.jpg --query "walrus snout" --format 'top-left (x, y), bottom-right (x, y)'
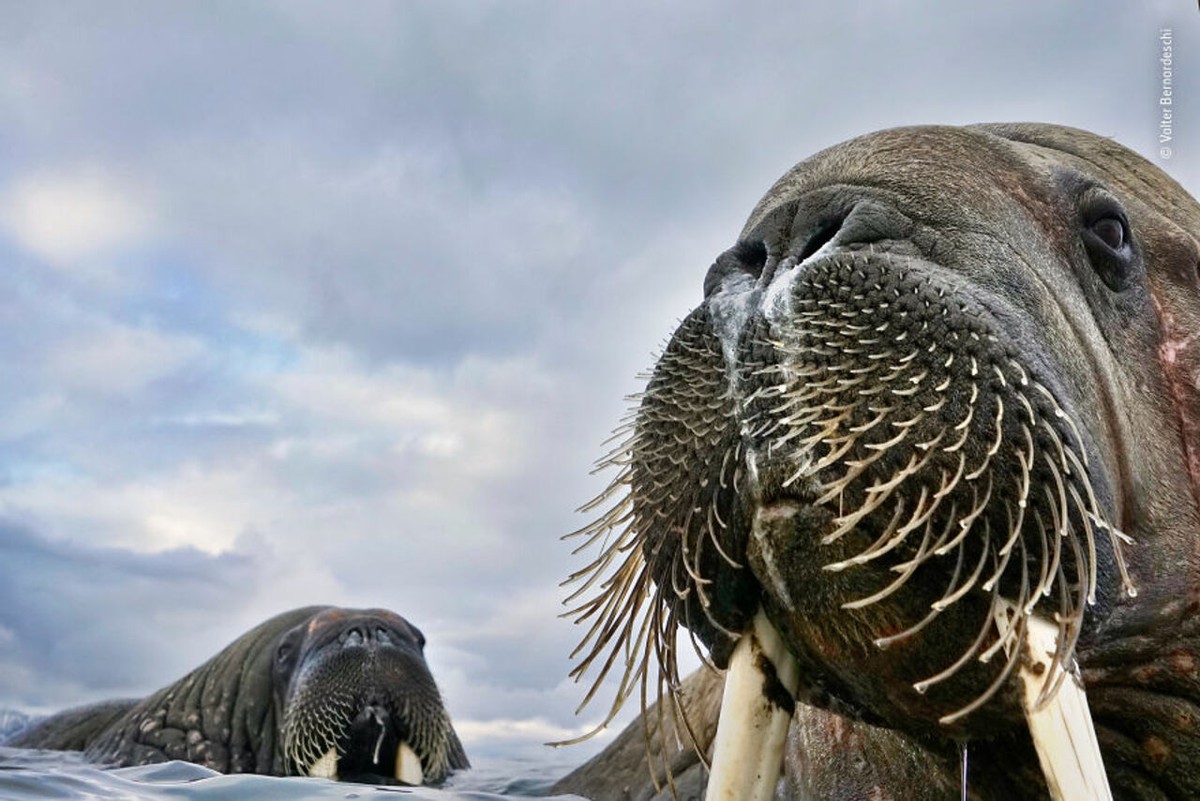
top-left (296, 608), bottom-right (426, 653)
top-left (277, 608), bottom-right (461, 785)
top-left (693, 238), bottom-right (1135, 731)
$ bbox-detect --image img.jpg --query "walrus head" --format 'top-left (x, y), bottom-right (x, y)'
top-left (565, 124), bottom-right (1200, 798)
top-left (273, 607), bottom-right (466, 785)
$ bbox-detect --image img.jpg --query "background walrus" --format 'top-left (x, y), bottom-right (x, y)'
top-left (5, 606), bottom-right (469, 785)
top-left (563, 123), bottom-right (1200, 800)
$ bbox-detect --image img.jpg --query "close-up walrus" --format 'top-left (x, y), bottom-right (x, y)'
top-left (563, 123), bottom-right (1200, 800)
top-left (4, 606), bottom-right (469, 786)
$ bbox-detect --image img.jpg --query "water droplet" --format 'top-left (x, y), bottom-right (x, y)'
top-left (958, 740), bottom-right (969, 801)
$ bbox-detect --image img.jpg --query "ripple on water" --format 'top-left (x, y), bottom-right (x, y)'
top-left (0, 748), bottom-right (588, 801)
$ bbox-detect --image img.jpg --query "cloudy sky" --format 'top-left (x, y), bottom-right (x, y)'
top-left (0, 0), bottom-right (1196, 766)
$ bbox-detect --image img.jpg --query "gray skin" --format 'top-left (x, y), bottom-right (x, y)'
top-left (563, 124), bottom-right (1200, 800)
top-left (552, 667), bottom-right (953, 801)
top-left (5, 606), bottom-right (469, 784)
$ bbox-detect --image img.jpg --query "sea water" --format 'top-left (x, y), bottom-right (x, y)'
top-left (0, 747), bottom-right (590, 801)
top-left (0, 713), bottom-right (590, 801)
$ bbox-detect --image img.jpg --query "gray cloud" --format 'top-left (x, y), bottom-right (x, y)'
top-left (0, 519), bottom-right (258, 705)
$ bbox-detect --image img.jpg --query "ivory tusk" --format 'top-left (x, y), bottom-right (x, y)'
top-left (994, 600), bottom-right (1112, 800)
top-left (707, 607), bottom-right (800, 801)
top-left (394, 741), bottom-right (424, 786)
top-left (307, 747), bottom-right (338, 780)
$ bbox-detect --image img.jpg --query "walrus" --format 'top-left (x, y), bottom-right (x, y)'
top-left (563, 123), bottom-right (1200, 799)
top-left (5, 606), bottom-right (469, 785)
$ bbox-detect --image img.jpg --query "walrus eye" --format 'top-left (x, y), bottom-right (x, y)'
top-left (1091, 216), bottom-right (1125, 251)
top-left (1081, 193), bottom-right (1134, 291)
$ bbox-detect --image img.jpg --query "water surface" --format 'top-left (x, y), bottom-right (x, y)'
top-left (0, 745), bottom-right (588, 801)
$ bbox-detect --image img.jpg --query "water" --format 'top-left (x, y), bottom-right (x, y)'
top-left (959, 741), bottom-right (968, 801)
top-left (0, 746), bottom-right (588, 801)
top-left (0, 713), bottom-right (34, 742)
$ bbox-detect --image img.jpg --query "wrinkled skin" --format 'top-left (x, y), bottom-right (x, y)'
top-left (565, 124), bottom-right (1200, 799)
top-left (6, 606), bottom-right (469, 784)
top-left (554, 667), bottom-right (959, 801)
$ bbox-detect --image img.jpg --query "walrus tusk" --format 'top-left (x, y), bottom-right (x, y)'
top-left (307, 747), bottom-right (338, 779)
top-left (395, 742), bottom-right (424, 785)
top-left (993, 600), bottom-right (1113, 800)
top-left (707, 608), bottom-right (800, 801)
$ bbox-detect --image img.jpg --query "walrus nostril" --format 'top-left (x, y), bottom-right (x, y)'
top-left (703, 239), bottom-right (769, 298)
top-left (796, 214), bottom-right (846, 262)
top-left (344, 627), bottom-right (365, 647)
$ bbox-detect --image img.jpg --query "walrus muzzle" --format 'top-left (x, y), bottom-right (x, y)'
top-left (274, 609), bottom-right (458, 785)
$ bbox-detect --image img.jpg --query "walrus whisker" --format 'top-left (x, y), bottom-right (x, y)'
top-left (981, 539), bottom-right (1032, 665)
top-left (718, 445), bottom-right (736, 489)
top-left (1065, 445), bottom-right (1138, 597)
top-left (562, 530), bottom-right (629, 589)
top-left (1058, 514), bottom-right (1091, 665)
top-left (812, 440), bottom-right (890, 500)
top-left (1034, 578), bottom-right (1077, 711)
top-left (561, 537), bottom-right (637, 614)
top-left (998, 475), bottom-right (1029, 562)
top-left (580, 605), bottom-right (650, 719)
top-left (568, 504), bottom-right (638, 555)
top-left (590, 425), bottom-right (638, 468)
top-left (707, 496), bottom-right (743, 569)
top-left (1032, 380), bottom-right (1089, 468)
top-left (891, 500), bottom-right (957, 573)
top-left (800, 429), bottom-right (864, 477)
top-left (943, 421), bottom-right (973, 453)
top-left (573, 567), bottom-right (647, 668)
top-left (1043, 454), bottom-right (1097, 605)
top-left (673, 542), bottom-right (697, 600)
top-left (687, 623), bottom-right (719, 675)
top-left (933, 475), bottom-right (993, 557)
top-left (913, 560), bottom-right (1005, 695)
top-left (680, 524), bottom-right (711, 596)
top-left (1041, 479), bottom-right (1070, 597)
top-left (565, 568), bottom-right (639, 664)
top-left (1040, 417), bottom-right (1073, 477)
top-left (931, 452), bottom-right (967, 502)
top-left (567, 488), bottom-right (631, 545)
top-left (561, 572), bottom-right (631, 632)
top-left (1031, 503), bottom-right (1059, 605)
top-left (931, 521), bottom-right (992, 612)
top-left (639, 665), bottom-right (666, 795)
top-left (655, 626), bottom-right (695, 798)
top-left (865, 423), bottom-right (915, 453)
top-left (842, 507), bottom-right (943, 610)
top-left (853, 485), bottom-right (939, 567)
top-left (875, 601), bottom-right (942, 648)
top-left (822, 485), bottom-right (898, 543)
top-left (963, 401), bottom-right (1004, 481)
top-left (846, 405), bottom-right (892, 435)
top-left (939, 602), bottom-right (1027, 726)
top-left (825, 496), bottom-right (910, 573)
